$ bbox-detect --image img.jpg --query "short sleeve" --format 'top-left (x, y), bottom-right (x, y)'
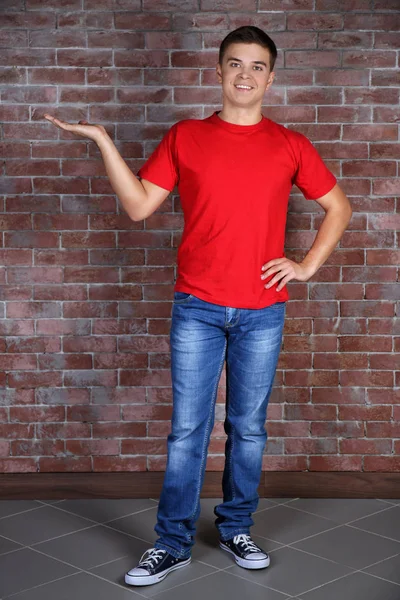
top-left (292, 132), bottom-right (337, 200)
top-left (137, 123), bottom-right (179, 192)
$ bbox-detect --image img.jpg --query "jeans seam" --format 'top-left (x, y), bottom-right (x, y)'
top-left (188, 337), bottom-right (228, 523)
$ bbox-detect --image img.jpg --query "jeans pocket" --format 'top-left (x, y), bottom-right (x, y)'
top-left (173, 291), bottom-right (194, 304)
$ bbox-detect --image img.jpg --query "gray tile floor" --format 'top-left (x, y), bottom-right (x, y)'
top-left (1, 496), bottom-right (400, 599)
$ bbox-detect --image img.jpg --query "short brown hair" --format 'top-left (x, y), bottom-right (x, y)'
top-left (219, 26), bottom-right (278, 71)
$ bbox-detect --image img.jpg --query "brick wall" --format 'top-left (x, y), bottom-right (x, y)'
top-left (0, 0), bottom-right (399, 474)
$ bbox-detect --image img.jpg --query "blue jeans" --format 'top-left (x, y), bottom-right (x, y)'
top-left (153, 291), bottom-right (286, 559)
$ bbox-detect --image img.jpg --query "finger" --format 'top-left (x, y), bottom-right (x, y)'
top-left (265, 269), bottom-right (291, 288)
top-left (261, 257), bottom-right (288, 271)
top-left (276, 275), bottom-right (293, 291)
top-left (44, 114), bottom-right (70, 130)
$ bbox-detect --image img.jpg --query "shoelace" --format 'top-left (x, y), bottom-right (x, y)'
top-left (233, 534), bottom-right (261, 553)
top-left (138, 548), bottom-right (167, 568)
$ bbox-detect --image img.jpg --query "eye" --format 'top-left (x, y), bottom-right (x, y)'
top-left (230, 62), bottom-right (240, 67)
top-left (254, 66), bottom-right (263, 71)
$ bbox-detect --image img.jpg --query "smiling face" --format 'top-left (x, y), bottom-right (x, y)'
top-left (216, 42), bottom-right (275, 111)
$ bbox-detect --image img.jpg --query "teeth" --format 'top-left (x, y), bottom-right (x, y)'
top-left (235, 85), bottom-right (252, 90)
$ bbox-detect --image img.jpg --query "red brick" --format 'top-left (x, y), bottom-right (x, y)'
top-left (34, 177), bottom-right (90, 194)
top-left (316, 0), bottom-right (370, 8)
top-left (319, 32), bottom-right (373, 48)
top-left (285, 438), bottom-right (338, 454)
top-left (63, 302), bottom-right (118, 319)
top-left (374, 32), bottom-right (400, 49)
top-left (8, 371), bottom-right (63, 388)
top-left (366, 284), bottom-right (400, 301)
top-left (0, 250), bottom-right (32, 266)
top-left (66, 439), bottom-right (119, 456)
top-left (368, 215), bottom-right (400, 231)
top-left (343, 50), bottom-right (396, 68)
top-left (316, 69), bottom-right (369, 86)
top-left (287, 13), bottom-right (343, 30)
top-left (340, 370), bottom-right (393, 387)
top-left (4, 232), bottom-right (58, 249)
top-left (374, 107), bottom-right (400, 123)
top-left (312, 387), bottom-right (366, 405)
top-left (364, 457), bottom-right (400, 472)
top-left (344, 13), bottom-right (400, 31)
top-left (309, 456), bottom-right (362, 471)
top-left (340, 231), bottom-right (394, 248)
top-left (340, 300), bottom-right (394, 317)
top-left (10, 406), bottom-right (65, 423)
top-left (345, 88), bottom-right (399, 105)
top-left (370, 354), bottom-right (399, 370)
top-left (93, 456), bottom-right (146, 471)
top-left (0, 459), bottom-right (37, 472)
top-left (64, 370), bottom-right (117, 387)
top-left (370, 143), bottom-right (400, 159)
top-left (340, 439), bottom-right (392, 454)
top-left (64, 268), bottom-right (119, 284)
top-left (6, 302), bottom-right (61, 319)
top-left (373, 179), bottom-right (400, 195)
top-left (343, 124), bottom-right (398, 141)
top-left (93, 422), bottom-right (146, 437)
top-left (262, 456), bottom-right (308, 471)
top-left (8, 267), bottom-right (63, 285)
top-left (115, 50), bottom-right (169, 68)
top-left (285, 51), bottom-right (341, 68)
top-left (39, 457), bottom-right (92, 472)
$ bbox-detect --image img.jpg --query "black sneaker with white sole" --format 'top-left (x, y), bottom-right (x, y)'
top-left (125, 547), bottom-right (191, 586)
top-left (219, 533), bottom-right (270, 569)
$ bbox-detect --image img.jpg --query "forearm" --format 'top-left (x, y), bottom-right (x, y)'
top-left (96, 132), bottom-right (147, 220)
top-left (301, 206), bottom-right (352, 275)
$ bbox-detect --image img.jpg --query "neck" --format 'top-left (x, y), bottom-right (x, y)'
top-left (217, 107), bottom-right (263, 126)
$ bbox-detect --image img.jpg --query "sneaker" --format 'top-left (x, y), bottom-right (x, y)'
top-left (219, 533), bottom-right (270, 569)
top-left (125, 547), bottom-right (191, 586)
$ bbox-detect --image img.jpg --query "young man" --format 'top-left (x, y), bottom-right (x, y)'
top-left (45, 26), bottom-right (352, 588)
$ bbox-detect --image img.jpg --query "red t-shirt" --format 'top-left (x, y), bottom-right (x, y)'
top-left (137, 110), bottom-right (336, 309)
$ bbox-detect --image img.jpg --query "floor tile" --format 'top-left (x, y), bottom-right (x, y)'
top-left (226, 545), bottom-right (353, 597)
top-left (3, 571), bottom-right (144, 600)
top-left (292, 524), bottom-right (400, 570)
top-left (34, 523), bottom-right (145, 570)
top-left (106, 505), bottom-right (158, 544)
top-left (363, 553), bottom-right (400, 585)
top-left (90, 553), bottom-right (219, 598)
top-left (0, 505), bottom-right (97, 546)
top-left (252, 504), bottom-right (337, 544)
top-left (297, 571), bottom-right (400, 600)
top-left (53, 498), bottom-right (157, 524)
top-left (0, 535), bottom-right (23, 555)
top-left (0, 500), bottom-right (43, 518)
top-left (349, 505), bottom-right (400, 542)
top-left (152, 569), bottom-right (289, 600)
top-left (0, 547), bottom-right (78, 598)
top-left (287, 498), bottom-right (389, 525)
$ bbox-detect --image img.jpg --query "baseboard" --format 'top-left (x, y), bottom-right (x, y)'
top-left (1, 471), bottom-right (399, 499)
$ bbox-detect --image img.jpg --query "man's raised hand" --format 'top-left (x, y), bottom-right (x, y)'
top-left (43, 114), bottom-right (107, 144)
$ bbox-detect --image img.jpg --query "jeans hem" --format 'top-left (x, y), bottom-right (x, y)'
top-left (154, 541), bottom-right (191, 560)
top-left (218, 528), bottom-right (251, 541)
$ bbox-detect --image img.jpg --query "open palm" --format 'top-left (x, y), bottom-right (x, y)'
top-left (43, 114), bottom-right (107, 143)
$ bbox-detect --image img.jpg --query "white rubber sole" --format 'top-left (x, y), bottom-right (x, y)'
top-left (125, 556), bottom-right (191, 586)
top-left (219, 542), bottom-right (270, 569)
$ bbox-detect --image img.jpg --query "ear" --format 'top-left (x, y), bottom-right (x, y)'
top-left (266, 71), bottom-right (275, 88)
top-left (216, 63), bottom-right (222, 83)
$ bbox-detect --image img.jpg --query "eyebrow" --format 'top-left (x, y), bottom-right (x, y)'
top-left (225, 56), bottom-right (268, 67)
